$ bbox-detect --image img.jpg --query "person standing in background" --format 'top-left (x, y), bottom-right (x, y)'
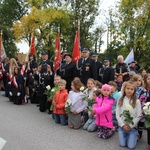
top-left (58, 53), bottom-right (76, 91)
top-left (115, 55), bottom-right (129, 81)
top-left (99, 58), bottom-right (114, 84)
top-left (76, 48), bottom-right (97, 86)
top-left (91, 52), bottom-right (102, 80)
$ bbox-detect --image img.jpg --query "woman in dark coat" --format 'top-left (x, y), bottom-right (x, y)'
top-left (36, 64), bottom-right (54, 112)
top-left (58, 54), bottom-right (76, 91)
top-left (9, 67), bottom-right (24, 105)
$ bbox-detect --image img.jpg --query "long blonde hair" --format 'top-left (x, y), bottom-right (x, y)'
top-left (132, 74), bottom-right (144, 88)
top-left (144, 74), bottom-right (150, 90)
top-left (9, 58), bottom-right (19, 75)
top-left (118, 81), bottom-right (137, 108)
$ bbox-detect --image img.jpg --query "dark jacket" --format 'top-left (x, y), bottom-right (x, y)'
top-left (27, 60), bottom-right (37, 75)
top-left (115, 63), bottom-right (129, 81)
top-left (95, 60), bottom-right (102, 80)
top-left (58, 61), bottom-right (76, 91)
top-left (99, 66), bottom-right (115, 84)
top-left (76, 57), bottom-right (97, 85)
top-left (39, 59), bottom-right (53, 73)
top-left (36, 72), bottom-right (54, 97)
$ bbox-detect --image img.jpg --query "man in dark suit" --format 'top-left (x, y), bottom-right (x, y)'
top-left (76, 48), bottom-right (97, 86)
top-left (58, 53), bottom-right (76, 91)
top-left (91, 52), bottom-right (102, 80)
top-left (99, 57), bottom-right (114, 84)
top-left (38, 51), bottom-right (54, 113)
top-left (39, 51), bottom-right (54, 73)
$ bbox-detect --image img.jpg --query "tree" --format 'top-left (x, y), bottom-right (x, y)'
top-left (13, 6), bottom-right (70, 59)
top-left (13, 0), bottom-right (101, 60)
top-left (117, 0), bottom-right (150, 67)
top-left (0, 0), bottom-right (28, 58)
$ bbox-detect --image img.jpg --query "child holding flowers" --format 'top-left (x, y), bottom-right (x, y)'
top-left (66, 77), bottom-right (87, 129)
top-left (108, 81), bottom-right (121, 129)
top-left (91, 84), bottom-right (115, 139)
top-left (82, 78), bottom-right (97, 123)
top-left (83, 90), bottom-right (101, 132)
top-left (48, 75), bottom-right (61, 115)
top-left (52, 79), bottom-right (68, 125)
top-left (116, 81), bottom-right (142, 149)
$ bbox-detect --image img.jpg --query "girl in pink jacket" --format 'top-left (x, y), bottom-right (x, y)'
top-left (91, 84), bottom-right (114, 139)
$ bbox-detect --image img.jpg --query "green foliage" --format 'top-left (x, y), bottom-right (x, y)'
top-left (13, 0), bottom-right (100, 61)
top-left (117, 0), bottom-right (150, 66)
top-left (102, 0), bottom-right (150, 68)
top-left (144, 115), bottom-right (150, 129)
top-left (120, 110), bottom-right (134, 125)
top-left (0, 0), bottom-right (28, 58)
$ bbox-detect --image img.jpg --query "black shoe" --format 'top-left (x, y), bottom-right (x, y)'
top-left (36, 104), bottom-right (40, 107)
top-left (48, 111), bottom-right (52, 115)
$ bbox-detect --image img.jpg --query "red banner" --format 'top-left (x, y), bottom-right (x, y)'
top-left (54, 32), bottom-right (61, 73)
top-left (72, 31), bottom-right (80, 63)
top-left (29, 35), bottom-right (36, 55)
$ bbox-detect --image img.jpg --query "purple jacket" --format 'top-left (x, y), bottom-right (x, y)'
top-left (93, 95), bottom-right (114, 129)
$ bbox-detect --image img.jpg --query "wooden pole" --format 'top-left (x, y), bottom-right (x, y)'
top-left (0, 30), bottom-right (2, 59)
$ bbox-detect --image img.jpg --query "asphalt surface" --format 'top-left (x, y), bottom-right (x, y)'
top-left (0, 92), bottom-right (149, 150)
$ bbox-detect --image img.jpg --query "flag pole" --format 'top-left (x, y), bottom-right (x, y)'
top-left (0, 30), bottom-right (2, 59)
top-left (58, 25), bottom-right (60, 50)
top-left (78, 19), bottom-right (80, 49)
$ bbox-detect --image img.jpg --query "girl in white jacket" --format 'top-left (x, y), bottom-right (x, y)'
top-left (116, 81), bottom-right (142, 149)
top-left (66, 77), bottom-right (87, 129)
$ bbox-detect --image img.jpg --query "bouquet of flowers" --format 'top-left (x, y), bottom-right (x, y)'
top-left (50, 86), bottom-right (59, 100)
top-left (65, 99), bottom-right (72, 113)
top-left (80, 86), bottom-right (96, 111)
top-left (143, 102), bottom-right (150, 128)
top-left (44, 85), bottom-right (51, 100)
top-left (120, 104), bottom-right (134, 125)
top-left (50, 86), bottom-right (59, 111)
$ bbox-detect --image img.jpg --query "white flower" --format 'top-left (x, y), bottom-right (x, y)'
top-left (143, 105), bottom-right (150, 115)
top-left (51, 89), bottom-right (55, 92)
top-left (66, 99), bottom-right (72, 105)
top-left (80, 86), bottom-right (85, 91)
top-left (144, 102), bottom-right (150, 106)
top-left (143, 106), bottom-right (148, 111)
top-left (46, 85), bottom-right (51, 90)
top-left (126, 104), bottom-right (132, 111)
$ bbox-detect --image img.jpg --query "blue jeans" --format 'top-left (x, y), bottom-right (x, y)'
top-left (118, 127), bottom-right (137, 149)
top-left (54, 114), bottom-right (67, 125)
top-left (113, 114), bottom-right (118, 126)
top-left (83, 118), bottom-right (97, 132)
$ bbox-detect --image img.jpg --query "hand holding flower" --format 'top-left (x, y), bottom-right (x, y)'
top-left (122, 125), bottom-right (131, 132)
top-left (90, 108), bottom-right (95, 114)
top-left (90, 113), bottom-right (94, 118)
top-left (73, 110), bottom-right (78, 115)
top-left (65, 99), bottom-right (72, 113)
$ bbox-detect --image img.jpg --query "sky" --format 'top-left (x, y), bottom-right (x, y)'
top-left (16, 0), bottom-right (119, 54)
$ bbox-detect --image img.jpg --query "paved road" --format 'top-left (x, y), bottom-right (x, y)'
top-left (0, 93), bottom-right (149, 150)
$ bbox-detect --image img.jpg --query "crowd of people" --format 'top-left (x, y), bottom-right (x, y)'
top-left (0, 48), bottom-right (150, 149)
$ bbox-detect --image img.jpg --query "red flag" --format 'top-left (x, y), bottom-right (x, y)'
top-left (29, 35), bottom-right (36, 54)
top-left (72, 31), bottom-right (80, 63)
top-left (54, 32), bottom-right (61, 73)
top-left (25, 34), bottom-right (36, 61)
